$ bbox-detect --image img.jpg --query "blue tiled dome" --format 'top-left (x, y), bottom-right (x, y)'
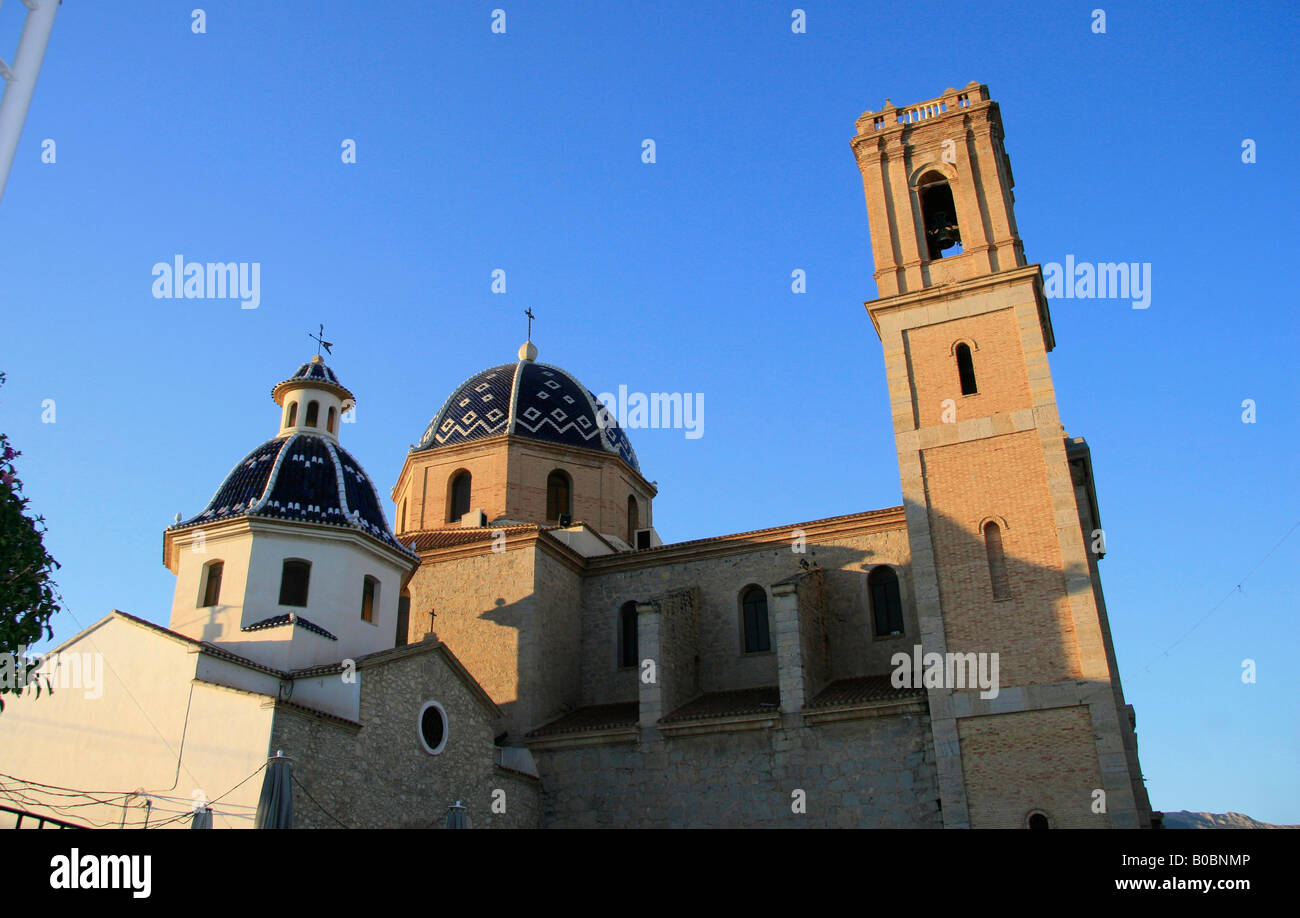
top-left (271, 356), bottom-right (355, 405)
top-left (169, 433), bottom-right (414, 557)
top-left (415, 360), bottom-right (640, 473)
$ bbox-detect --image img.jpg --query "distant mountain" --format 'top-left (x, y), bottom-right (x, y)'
top-left (1160, 810), bottom-right (1298, 829)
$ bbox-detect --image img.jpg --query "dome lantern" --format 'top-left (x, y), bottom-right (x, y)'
top-left (271, 355), bottom-right (355, 443)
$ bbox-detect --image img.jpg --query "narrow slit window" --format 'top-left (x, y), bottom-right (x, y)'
top-left (984, 522), bottom-right (1010, 600)
top-left (305, 400), bottom-right (320, 428)
top-left (361, 575), bottom-right (378, 623)
top-left (627, 495), bottom-right (639, 544)
top-left (869, 565), bottom-right (904, 636)
top-left (741, 586), bottom-right (770, 653)
top-left (396, 590), bottom-right (411, 647)
top-left (327, 406), bottom-right (337, 433)
top-left (286, 401), bottom-right (298, 427)
top-left (956, 343), bottom-right (978, 395)
top-left (619, 601), bottom-right (638, 668)
top-left (201, 561), bottom-right (224, 607)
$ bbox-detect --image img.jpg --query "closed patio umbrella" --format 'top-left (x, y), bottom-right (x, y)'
top-left (255, 751), bottom-right (294, 829)
top-left (444, 800), bottom-right (468, 829)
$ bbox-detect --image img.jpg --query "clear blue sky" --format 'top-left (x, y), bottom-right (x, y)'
top-left (1, 1), bottom-right (1296, 822)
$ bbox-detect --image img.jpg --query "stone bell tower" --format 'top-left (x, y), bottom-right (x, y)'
top-left (852, 83), bottom-right (1151, 828)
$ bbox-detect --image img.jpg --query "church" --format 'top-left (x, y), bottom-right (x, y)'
top-left (0, 83), bottom-right (1153, 829)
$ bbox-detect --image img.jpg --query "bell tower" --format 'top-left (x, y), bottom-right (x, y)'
top-left (852, 83), bottom-right (1151, 828)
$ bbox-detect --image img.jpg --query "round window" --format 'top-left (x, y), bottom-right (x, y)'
top-left (418, 701), bottom-right (448, 755)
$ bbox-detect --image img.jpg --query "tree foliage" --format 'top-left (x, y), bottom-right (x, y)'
top-left (0, 372), bottom-right (60, 709)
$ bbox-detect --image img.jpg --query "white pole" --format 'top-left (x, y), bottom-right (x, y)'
top-left (0, 0), bottom-right (60, 206)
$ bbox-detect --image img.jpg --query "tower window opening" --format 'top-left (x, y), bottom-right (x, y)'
top-left (869, 565), bottom-right (904, 636)
top-left (286, 401), bottom-right (298, 427)
top-left (396, 589), bottom-right (411, 647)
top-left (305, 400), bottom-right (319, 428)
top-left (918, 173), bottom-right (962, 259)
top-left (448, 471), bottom-right (472, 523)
top-left (984, 521), bottom-right (1011, 600)
top-left (361, 575), bottom-right (378, 623)
top-left (741, 585), bottom-right (771, 653)
top-left (327, 406), bottom-right (336, 433)
top-left (619, 601), bottom-right (639, 669)
top-left (627, 495), bottom-right (639, 545)
top-left (956, 343), bottom-right (978, 395)
top-left (200, 560), bottom-right (224, 608)
top-left (546, 470), bottom-right (572, 521)
top-left (279, 559), bottom-right (311, 607)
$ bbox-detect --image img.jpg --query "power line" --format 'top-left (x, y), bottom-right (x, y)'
top-left (291, 773), bottom-right (350, 829)
top-left (1139, 517), bottom-right (1300, 674)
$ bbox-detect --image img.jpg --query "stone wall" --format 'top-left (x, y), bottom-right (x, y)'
top-left (270, 643), bottom-right (540, 829)
top-left (796, 569), bottom-right (830, 700)
top-left (526, 548), bottom-right (584, 734)
top-left (533, 713), bottom-right (939, 828)
top-left (656, 587), bottom-right (700, 717)
top-left (580, 525), bottom-right (914, 708)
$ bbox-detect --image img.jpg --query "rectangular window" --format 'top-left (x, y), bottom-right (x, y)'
top-left (361, 576), bottom-right (377, 623)
top-left (279, 560), bottom-right (311, 607)
top-left (201, 562), bottom-right (223, 607)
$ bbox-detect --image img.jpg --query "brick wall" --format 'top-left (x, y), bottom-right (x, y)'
top-left (957, 706), bottom-right (1107, 828)
top-left (922, 432), bottom-right (1082, 685)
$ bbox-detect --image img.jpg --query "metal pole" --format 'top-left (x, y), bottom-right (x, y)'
top-left (0, 0), bottom-right (60, 205)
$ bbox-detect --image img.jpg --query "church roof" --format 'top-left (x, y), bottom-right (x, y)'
top-left (415, 359), bottom-right (640, 473)
top-left (169, 432), bottom-right (415, 558)
top-left (271, 356), bottom-right (355, 404)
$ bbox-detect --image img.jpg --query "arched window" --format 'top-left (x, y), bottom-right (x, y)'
top-left (396, 589), bottom-right (411, 647)
top-left (448, 471), bottom-right (472, 523)
top-left (918, 171), bottom-right (962, 259)
top-left (200, 560), bottom-right (223, 607)
top-left (398, 499), bottom-right (407, 533)
top-left (279, 559), bottom-right (311, 607)
top-left (868, 565), bottom-right (904, 636)
top-left (327, 406), bottom-right (337, 433)
top-left (305, 400), bottom-right (320, 428)
top-left (619, 601), bottom-right (639, 669)
top-left (546, 470), bottom-right (572, 521)
top-left (286, 401), bottom-right (298, 427)
top-left (984, 521), bottom-right (1010, 600)
top-left (741, 585), bottom-right (770, 653)
top-left (956, 342), bottom-right (978, 395)
top-left (1027, 811), bottom-right (1050, 830)
top-left (361, 575), bottom-right (379, 623)
top-left (627, 495), bottom-right (640, 544)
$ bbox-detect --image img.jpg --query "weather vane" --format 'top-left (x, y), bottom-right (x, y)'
top-left (309, 323), bottom-right (333, 356)
top-left (524, 307), bottom-right (535, 340)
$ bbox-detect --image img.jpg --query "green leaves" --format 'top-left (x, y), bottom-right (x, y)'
top-left (0, 371), bottom-right (62, 709)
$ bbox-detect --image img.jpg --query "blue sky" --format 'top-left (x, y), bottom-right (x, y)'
top-left (1, 1), bottom-right (1296, 822)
